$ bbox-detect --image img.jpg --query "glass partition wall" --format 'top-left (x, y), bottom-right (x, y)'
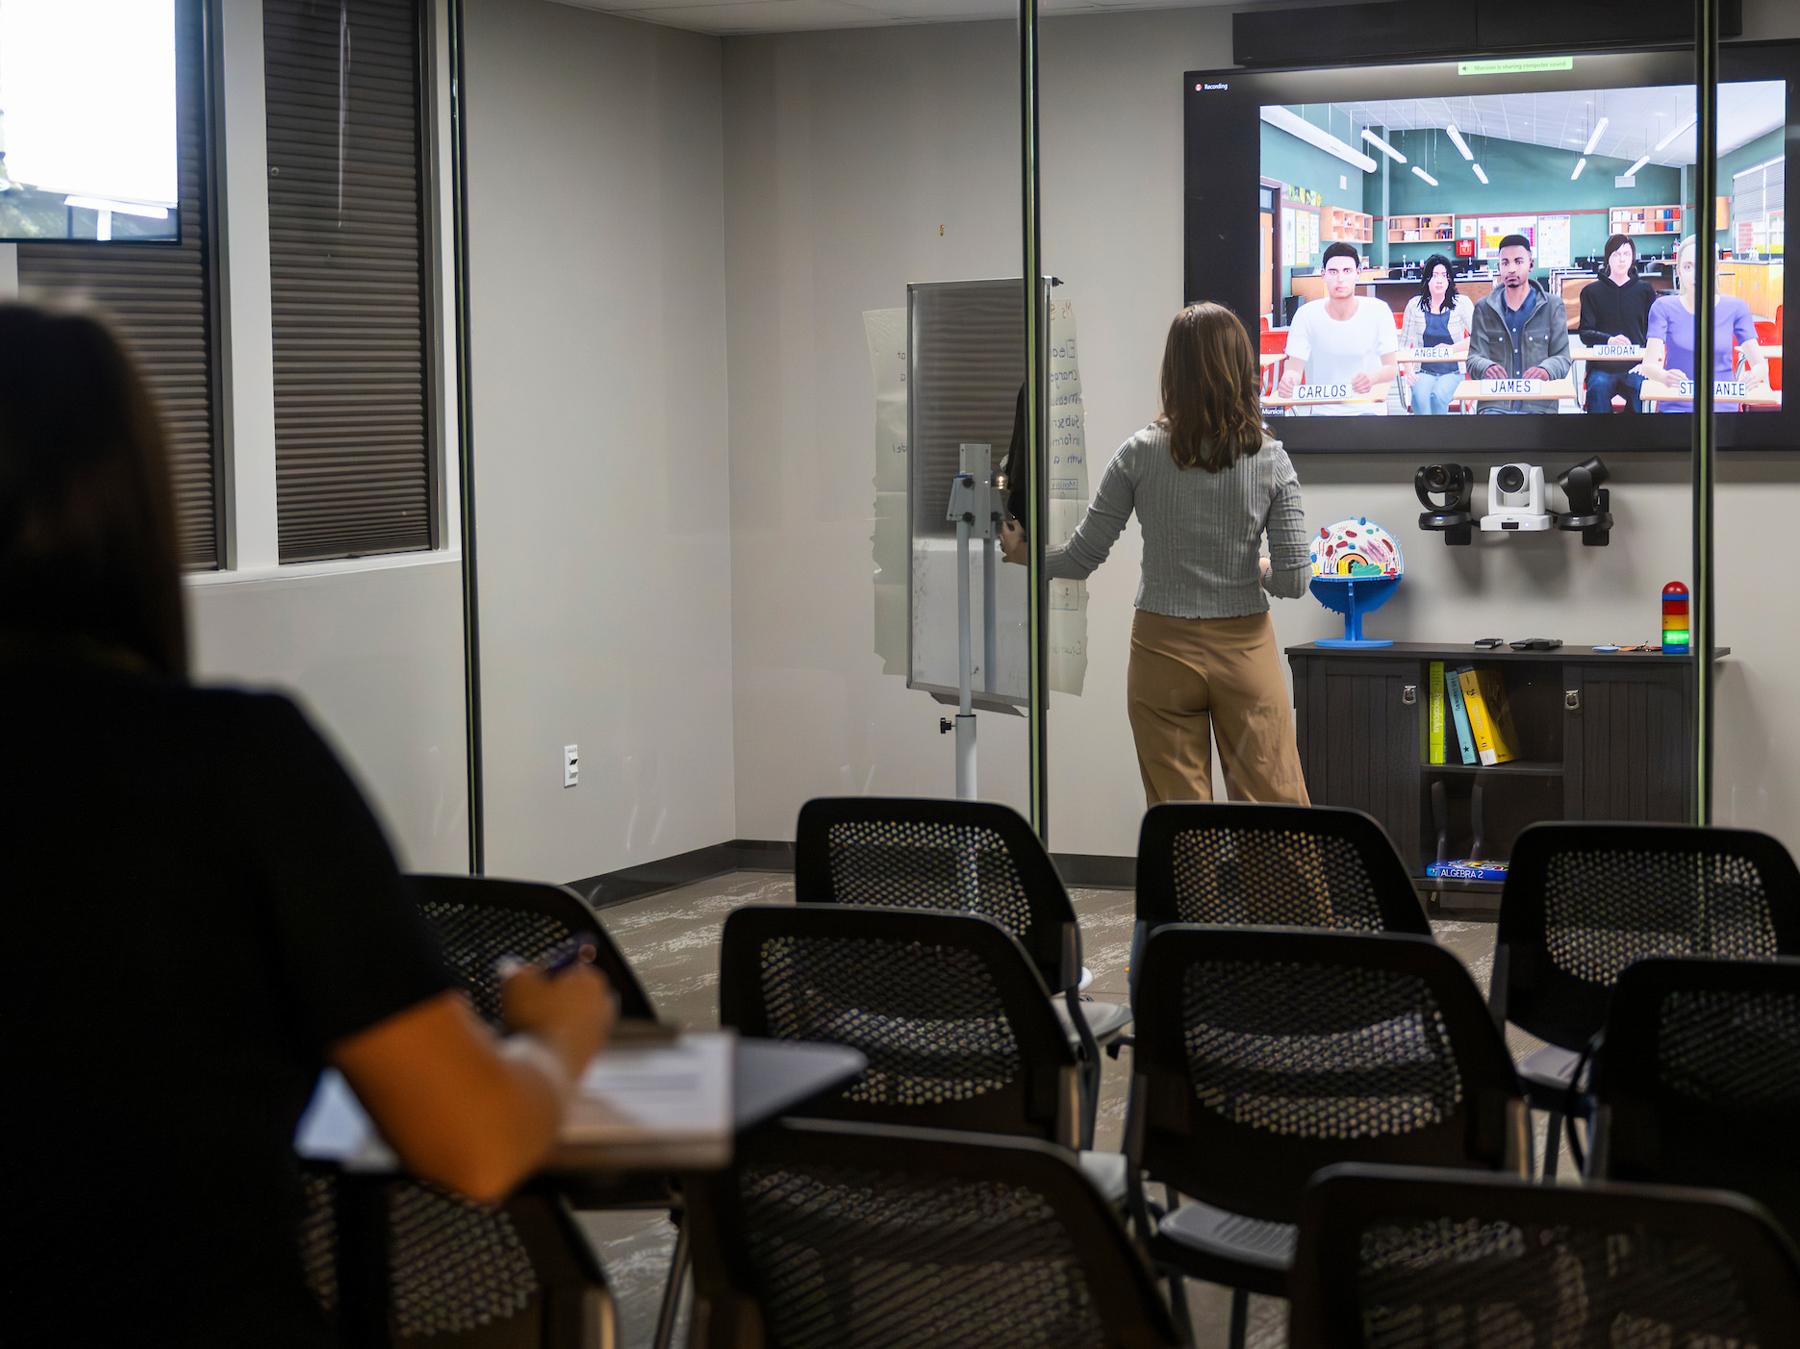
top-left (1030, 8), bottom-right (1743, 882)
top-left (722, 17), bottom-right (1036, 842)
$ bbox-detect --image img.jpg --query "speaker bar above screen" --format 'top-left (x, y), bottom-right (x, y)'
top-left (1233, 0), bottom-right (1742, 69)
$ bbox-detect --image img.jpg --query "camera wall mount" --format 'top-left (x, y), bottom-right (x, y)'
top-left (1413, 458), bottom-right (1617, 546)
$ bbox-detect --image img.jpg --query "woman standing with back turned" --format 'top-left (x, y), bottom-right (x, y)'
top-left (1003, 302), bottom-right (1312, 805)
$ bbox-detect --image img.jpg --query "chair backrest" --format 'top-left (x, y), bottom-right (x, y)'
top-left (1136, 803), bottom-right (1431, 935)
top-left (1492, 822), bottom-right (1800, 1051)
top-left (409, 873), bottom-right (656, 1024)
top-left (1593, 955), bottom-right (1800, 1239)
top-left (794, 797), bottom-right (1079, 992)
top-left (1289, 1164), bottom-right (1800, 1348)
top-left (1130, 926), bottom-right (1523, 1220)
top-left (685, 1120), bottom-right (1181, 1349)
top-left (719, 904), bottom-right (1079, 1143)
top-left (300, 1174), bottom-right (611, 1346)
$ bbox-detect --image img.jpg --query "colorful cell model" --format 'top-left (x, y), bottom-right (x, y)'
top-left (1309, 517), bottom-right (1405, 579)
top-left (1661, 581), bottom-right (1690, 654)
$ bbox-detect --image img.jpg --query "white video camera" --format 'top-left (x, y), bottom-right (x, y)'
top-left (1480, 463), bottom-right (1552, 532)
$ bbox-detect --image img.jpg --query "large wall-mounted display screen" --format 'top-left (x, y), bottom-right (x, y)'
top-left (0, 0), bottom-right (179, 243)
top-left (1187, 45), bottom-right (1797, 451)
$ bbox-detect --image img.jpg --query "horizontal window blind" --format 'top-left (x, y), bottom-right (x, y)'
top-left (264, 0), bottom-right (433, 561)
top-left (16, 0), bottom-right (220, 570)
top-left (908, 282), bottom-right (1028, 540)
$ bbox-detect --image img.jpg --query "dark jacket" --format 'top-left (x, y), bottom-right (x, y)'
top-left (1467, 280), bottom-right (1572, 413)
top-left (1578, 274), bottom-right (1657, 348)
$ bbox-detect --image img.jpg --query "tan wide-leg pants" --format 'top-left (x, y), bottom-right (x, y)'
top-left (1126, 608), bottom-right (1311, 807)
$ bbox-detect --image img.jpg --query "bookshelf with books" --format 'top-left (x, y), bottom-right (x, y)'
top-left (1387, 213), bottom-right (1456, 244)
top-left (1288, 641), bottom-right (1727, 911)
top-left (1609, 204), bottom-right (1683, 236)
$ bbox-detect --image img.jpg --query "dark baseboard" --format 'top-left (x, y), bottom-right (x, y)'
top-left (570, 838), bottom-right (797, 911)
top-left (569, 837), bottom-right (1131, 908)
top-left (1052, 853), bottom-right (1135, 890)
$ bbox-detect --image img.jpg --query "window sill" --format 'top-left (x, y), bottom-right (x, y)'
top-left (184, 549), bottom-right (461, 587)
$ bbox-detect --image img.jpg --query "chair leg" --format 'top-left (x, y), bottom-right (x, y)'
top-left (1541, 1109), bottom-right (1563, 1181)
top-left (650, 1218), bottom-right (691, 1349)
top-left (1229, 1288), bottom-right (1249, 1349)
top-left (1165, 1270), bottom-right (1195, 1345)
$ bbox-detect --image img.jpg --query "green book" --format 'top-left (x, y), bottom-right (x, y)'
top-left (1428, 660), bottom-right (1446, 765)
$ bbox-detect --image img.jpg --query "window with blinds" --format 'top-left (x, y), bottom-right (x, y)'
top-left (264, 0), bottom-right (434, 562)
top-left (15, 0), bottom-right (220, 571)
top-left (1732, 158), bottom-right (1786, 260)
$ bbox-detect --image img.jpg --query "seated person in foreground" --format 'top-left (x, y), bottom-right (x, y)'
top-left (1276, 242), bottom-right (1400, 415)
top-left (0, 303), bottom-right (615, 1348)
top-left (1466, 234), bottom-right (1571, 415)
top-left (1577, 232), bottom-right (1657, 413)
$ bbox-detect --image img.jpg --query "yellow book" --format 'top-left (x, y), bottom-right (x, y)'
top-left (1427, 661), bottom-right (1446, 765)
top-left (1457, 666), bottom-right (1518, 766)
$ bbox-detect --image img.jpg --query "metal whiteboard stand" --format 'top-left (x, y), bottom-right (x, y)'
top-left (940, 442), bottom-right (1004, 800)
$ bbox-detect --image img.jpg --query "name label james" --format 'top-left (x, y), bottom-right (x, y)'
top-left (1481, 379), bottom-right (1540, 396)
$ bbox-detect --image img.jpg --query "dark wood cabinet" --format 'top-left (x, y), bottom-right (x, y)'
top-left (1287, 642), bottom-right (1721, 908)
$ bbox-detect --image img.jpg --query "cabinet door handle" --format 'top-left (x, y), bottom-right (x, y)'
top-left (1565, 689), bottom-right (1581, 712)
top-left (1402, 684), bottom-right (1418, 705)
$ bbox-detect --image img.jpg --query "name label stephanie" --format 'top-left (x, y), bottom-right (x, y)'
top-left (1293, 384), bottom-right (1353, 401)
top-left (1481, 379), bottom-right (1541, 395)
top-left (1670, 380), bottom-right (1749, 398)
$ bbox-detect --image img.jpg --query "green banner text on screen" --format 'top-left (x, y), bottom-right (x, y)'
top-left (1459, 57), bottom-right (1575, 75)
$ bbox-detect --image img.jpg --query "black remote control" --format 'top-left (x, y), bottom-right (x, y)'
top-left (1509, 637), bottom-right (1563, 651)
top-left (1473, 636), bottom-right (1505, 649)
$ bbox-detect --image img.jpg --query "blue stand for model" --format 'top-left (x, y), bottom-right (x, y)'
top-left (1310, 574), bottom-right (1401, 648)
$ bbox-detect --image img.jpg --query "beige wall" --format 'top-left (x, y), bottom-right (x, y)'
top-left (189, 562), bottom-right (470, 872)
top-left (724, 4), bottom-right (1800, 856)
top-left (463, 0), bottom-right (736, 881)
top-left (723, 29), bottom-right (1034, 840)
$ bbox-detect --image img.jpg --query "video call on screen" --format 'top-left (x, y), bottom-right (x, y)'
top-left (1187, 47), bottom-right (1796, 453)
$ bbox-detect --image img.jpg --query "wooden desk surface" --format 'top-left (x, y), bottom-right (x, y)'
top-left (1450, 378), bottom-right (1576, 403)
top-left (1260, 352), bottom-right (1284, 367)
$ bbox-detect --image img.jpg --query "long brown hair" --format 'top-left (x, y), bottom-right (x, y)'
top-left (0, 304), bottom-right (188, 676)
top-left (1157, 302), bottom-right (1267, 471)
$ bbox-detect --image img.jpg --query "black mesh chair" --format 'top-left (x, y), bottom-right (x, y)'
top-left (1129, 925), bottom-right (1526, 1348)
top-left (1491, 822), bottom-right (1800, 1177)
top-left (300, 875), bottom-right (655, 1347)
top-left (299, 1174), bottom-right (613, 1347)
top-left (1289, 1164), bottom-right (1800, 1348)
top-left (794, 797), bottom-right (1129, 1143)
top-left (412, 873), bottom-right (655, 1023)
top-left (719, 904), bottom-right (1125, 1201)
top-left (1591, 955), bottom-right (1800, 1239)
top-left (1132, 803), bottom-right (1431, 992)
top-left (683, 1119), bottom-right (1181, 1349)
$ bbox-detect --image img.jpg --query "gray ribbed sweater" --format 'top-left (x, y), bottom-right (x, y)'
top-left (1044, 426), bottom-right (1310, 618)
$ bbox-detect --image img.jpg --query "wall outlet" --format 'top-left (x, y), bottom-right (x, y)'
top-left (563, 744), bottom-right (579, 788)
